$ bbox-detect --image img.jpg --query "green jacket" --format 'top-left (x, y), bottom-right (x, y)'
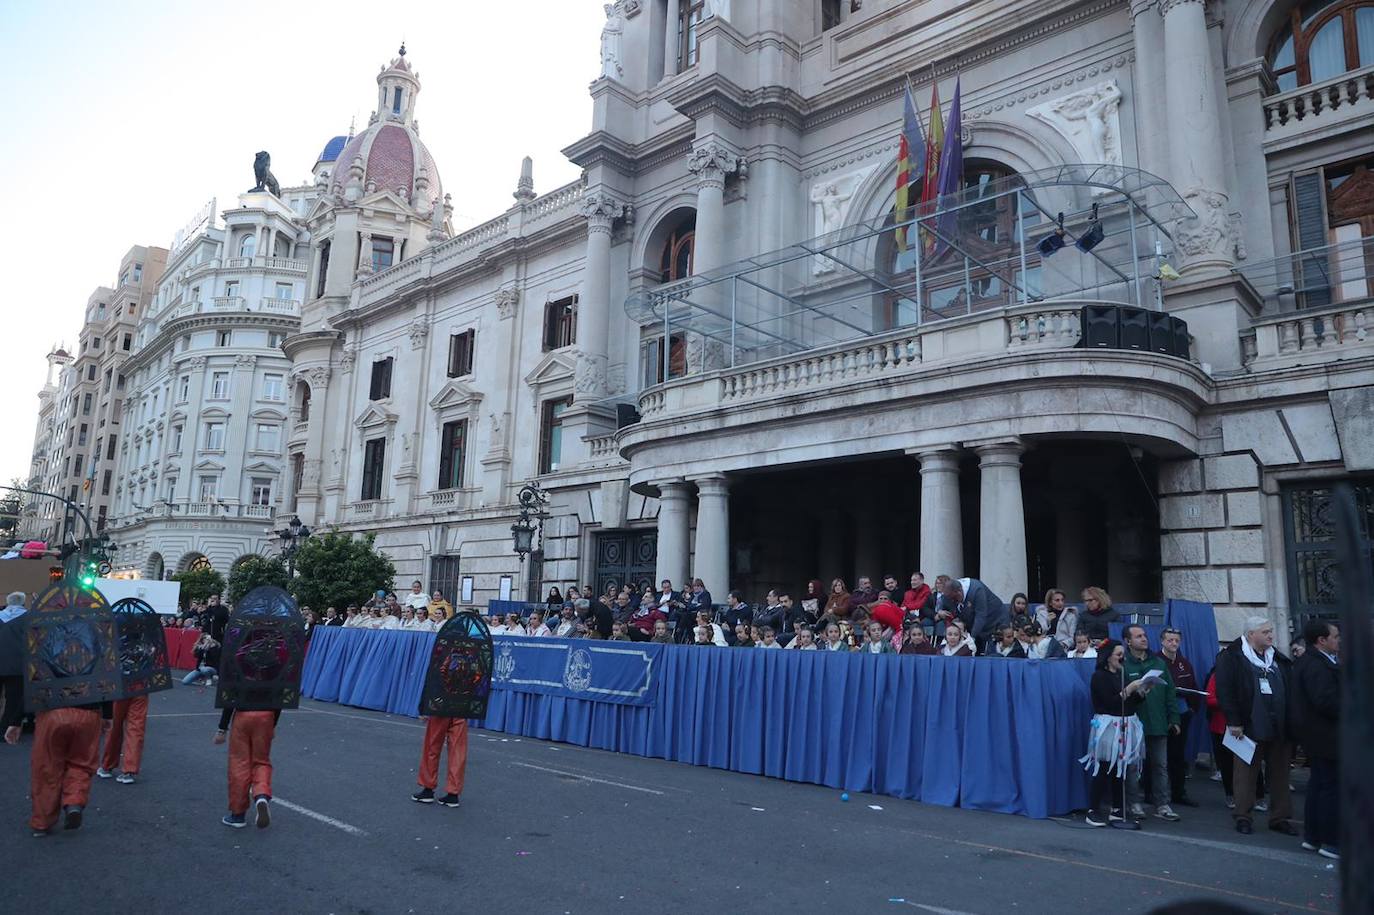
top-left (1123, 651), bottom-right (1181, 736)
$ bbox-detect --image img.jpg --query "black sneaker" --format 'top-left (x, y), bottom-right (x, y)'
top-left (254, 795), bottom-right (271, 829)
top-left (62, 806), bottom-right (83, 831)
top-left (1085, 810), bottom-right (1108, 827)
top-left (222, 813), bottom-right (247, 829)
top-left (411, 787), bottom-right (435, 804)
top-left (437, 793), bottom-right (461, 808)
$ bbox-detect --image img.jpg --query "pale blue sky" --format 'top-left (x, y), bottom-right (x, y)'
top-left (0, 0), bottom-right (603, 484)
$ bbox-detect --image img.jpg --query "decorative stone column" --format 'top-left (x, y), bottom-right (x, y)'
top-left (691, 475), bottom-right (730, 596)
top-left (687, 142), bottom-right (743, 277)
top-left (663, 0), bottom-right (680, 80)
top-left (654, 480), bottom-right (692, 590)
top-left (356, 231), bottom-right (374, 276)
top-left (295, 364), bottom-right (331, 525)
top-left (574, 190), bottom-right (629, 401)
top-left (913, 446), bottom-right (963, 578)
top-left (975, 439), bottom-right (1027, 603)
top-left (1160, 0), bottom-right (1233, 274)
top-left (1129, 0), bottom-right (1167, 178)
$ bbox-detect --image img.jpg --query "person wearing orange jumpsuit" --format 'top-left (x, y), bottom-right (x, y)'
top-left (411, 714), bottom-right (469, 807)
top-left (6, 698), bottom-right (112, 836)
top-left (214, 706), bottom-right (280, 829)
top-left (97, 694), bottom-right (149, 784)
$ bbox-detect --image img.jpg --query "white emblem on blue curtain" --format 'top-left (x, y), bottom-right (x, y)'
top-left (563, 648), bottom-right (593, 692)
top-left (494, 643), bottom-right (516, 682)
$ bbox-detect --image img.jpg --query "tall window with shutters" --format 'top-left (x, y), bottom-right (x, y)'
top-left (543, 296), bottom-right (578, 350)
top-left (361, 437), bottom-right (386, 501)
top-left (1288, 153), bottom-right (1374, 308)
top-left (447, 330), bottom-right (475, 377)
top-left (437, 420), bottom-right (467, 490)
top-left (538, 396), bottom-right (573, 474)
top-left (369, 357), bottom-right (394, 400)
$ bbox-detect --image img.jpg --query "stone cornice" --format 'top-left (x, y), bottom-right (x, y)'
top-left (562, 125), bottom-right (696, 177)
top-left (122, 312), bottom-right (300, 374)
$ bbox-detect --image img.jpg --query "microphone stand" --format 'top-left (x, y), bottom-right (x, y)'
top-left (1110, 660), bottom-right (1141, 831)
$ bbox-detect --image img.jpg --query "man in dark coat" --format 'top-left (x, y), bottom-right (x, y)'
top-left (1290, 619), bottom-right (1340, 859)
top-left (936, 578), bottom-right (1009, 655)
top-left (1214, 616), bottom-right (1296, 836)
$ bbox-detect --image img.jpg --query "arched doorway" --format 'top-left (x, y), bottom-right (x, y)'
top-left (146, 552), bottom-right (165, 581)
top-left (177, 551), bottom-right (211, 573)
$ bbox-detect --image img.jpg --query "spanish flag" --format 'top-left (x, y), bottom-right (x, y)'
top-left (921, 81), bottom-right (944, 254)
top-left (894, 83), bottom-right (926, 251)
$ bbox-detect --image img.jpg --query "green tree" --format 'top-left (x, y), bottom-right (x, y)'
top-left (288, 530), bottom-right (396, 611)
top-left (0, 477), bottom-right (25, 540)
top-left (172, 566), bottom-right (226, 607)
top-left (227, 554), bottom-right (290, 605)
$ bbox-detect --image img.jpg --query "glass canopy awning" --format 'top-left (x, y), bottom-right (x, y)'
top-left (625, 165), bottom-right (1195, 374)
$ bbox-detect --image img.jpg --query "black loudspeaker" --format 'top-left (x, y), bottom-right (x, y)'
top-left (1169, 315), bottom-right (1191, 359)
top-left (616, 403), bottom-right (641, 429)
top-left (1148, 311), bottom-right (1174, 354)
top-left (1118, 305), bottom-right (1150, 351)
top-left (1081, 304), bottom-right (1120, 348)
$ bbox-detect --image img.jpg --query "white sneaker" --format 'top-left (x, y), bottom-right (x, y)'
top-left (1129, 803), bottom-right (1147, 819)
top-left (115, 772), bottom-right (136, 785)
top-left (1209, 770), bottom-right (1222, 782)
top-left (96, 768), bottom-right (113, 779)
top-left (1154, 804), bottom-right (1180, 822)
top-left (1254, 800), bottom-right (1269, 813)
top-left (1301, 841), bottom-right (1319, 851)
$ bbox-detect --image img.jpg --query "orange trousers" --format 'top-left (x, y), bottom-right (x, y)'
top-left (417, 716), bottom-right (469, 796)
top-left (227, 711), bottom-right (276, 816)
top-left (29, 707), bottom-right (102, 831)
top-left (100, 695), bottom-right (149, 775)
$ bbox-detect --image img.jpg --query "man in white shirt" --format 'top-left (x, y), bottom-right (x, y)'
top-left (404, 581), bottom-right (430, 612)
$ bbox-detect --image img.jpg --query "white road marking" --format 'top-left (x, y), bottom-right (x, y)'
top-left (295, 707), bottom-right (424, 728)
top-left (907, 905), bottom-right (978, 915)
top-left (509, 761), bottom-right (665, 795)
top-left (272, 797), bottom-right (369, 837)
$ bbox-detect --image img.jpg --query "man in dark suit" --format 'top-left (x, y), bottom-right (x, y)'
top-left (935, 578), bottom-right (1009, 655)
top-left (1290, 619), bottom-right (1340, 859)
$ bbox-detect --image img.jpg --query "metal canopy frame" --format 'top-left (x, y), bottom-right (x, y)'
top-left (624, 166), bottom-right (1194, 368)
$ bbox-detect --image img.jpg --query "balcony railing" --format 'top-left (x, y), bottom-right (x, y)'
top-left (1235, 236), bottom-right (1374, 313)
top-left (350, 500), bottom-right (379, 518)
top-left (260, 297), bottom-right (300, 314)
top-left (242, 504), bottom-right (274, 519)
top-left (210, 295), bottom-right (246, 311)
top-left (224, 257), bottom-right (252, 269)
top-left (1245, 300), bottom-right (1371, 365)
top-left (263, 256), bottom-right (307, 273)
top-left (1262, 66), bottom-right (1374, 144)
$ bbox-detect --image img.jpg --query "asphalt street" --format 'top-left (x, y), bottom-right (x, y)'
top-left (2, 684), bottom-right (1338, 915)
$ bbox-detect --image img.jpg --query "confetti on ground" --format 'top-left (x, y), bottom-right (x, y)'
top-left (868, 804), bottom-right (884, 810)
top-left (516, 851), bottom-right (532, 856)
top-left (750, 806), bottom-right (765, 811)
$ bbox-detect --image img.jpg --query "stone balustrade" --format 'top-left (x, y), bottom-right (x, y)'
top-left (587, 434), bottom-right (622, 461)
top-left (350, 500), bottom-right (379, 518)
top-left (259, 298), bottom-right (300, 315)
top-left (1262, 66), bottom-right (1374, 146)
top-left (429, 489), bottom-right (457, 508)
top-left (1246, 301), bottom-right (1372, 365)
top-left (639, 301), bottom-right (1098, 418)
top-left (263, 256), bottom-right (308, 273)
top-left (224, 257), bottom-right (252, 269)
top-left (210, 295), bottom-right (246, 311)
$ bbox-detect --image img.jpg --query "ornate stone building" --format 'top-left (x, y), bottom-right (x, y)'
top-left (34, 2), bottom-right (1371, 641)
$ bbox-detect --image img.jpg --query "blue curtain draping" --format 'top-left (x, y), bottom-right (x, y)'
top-left (300, 626), bottom-right (1097, 818)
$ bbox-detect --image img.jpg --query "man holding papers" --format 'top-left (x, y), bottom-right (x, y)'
top-left (1121, 625), bottom-right (1181, 822)
top-left (1214, 616), bottom-right (1296, 837)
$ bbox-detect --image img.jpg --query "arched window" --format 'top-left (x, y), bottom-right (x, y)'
top-left (1269, 1), bottom-right (1374, 91)
top-left (239, 233), bottom-right (256, 259)
top-left (659, 214), bottom-right (696, 283)
top-left (881, 161), bottom-right (1040, 326)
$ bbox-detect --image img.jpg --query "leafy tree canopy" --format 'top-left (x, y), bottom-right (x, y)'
top-left (288, 530), bottom-right (396, 611)
top-left (172, 566), bottom-right (226, 607)
top-left (227, 554), bottom-right (289, 605)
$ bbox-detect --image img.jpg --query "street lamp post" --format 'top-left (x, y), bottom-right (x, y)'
top-left (271, 514), bottom-right (311, 578)
top-left (510, 482), bottom-right (548, 602)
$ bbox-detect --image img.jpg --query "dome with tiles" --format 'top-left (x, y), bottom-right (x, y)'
top-left (329, 45), bottom-right (442, 214)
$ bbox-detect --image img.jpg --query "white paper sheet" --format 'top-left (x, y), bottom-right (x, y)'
top-left (1223, 731), bottom-right (1257, 765)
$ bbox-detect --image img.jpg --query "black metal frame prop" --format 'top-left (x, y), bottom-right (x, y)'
top-left (420, 611), bottom-right (494, 719)
top-left (22, 581), bottom-right (121, 712)
top-left (216, 586), bottom-right (306, 712)
top-left (111, 597), bottom-right (172, 699)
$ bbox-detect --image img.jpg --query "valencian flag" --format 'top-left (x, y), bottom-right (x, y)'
top-left (894, 82), bottom-right (927, 251)
top-left (932, 77), bottom-right (965, 257)
top-left (920, 80), bottom-right (945, 255)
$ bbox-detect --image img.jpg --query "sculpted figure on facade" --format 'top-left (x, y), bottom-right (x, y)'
top-left (1025, 80), bottom-right (1124, 178)
top-left (251, 151), bottom-right (281, 197)
top-left (600, 4), bottom-right (624, 80)
top-left (409, 318), bottom-right (430, 350)
top-left (1174, 187), bottom-right (1233, 262)
top-left (808, 171), bottom-right (869, 273)
top-left (339, 347), bottom-right (357, 374)
top-left (494, 285), bottom-right (520, 320)
top-left (575, 353), bottom-right (609, 395)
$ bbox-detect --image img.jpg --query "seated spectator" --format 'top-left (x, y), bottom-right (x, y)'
top-left (488, 613), bottom-right (508, 635)
top-left (733, 623), bottom-right (755, 648)
top-left (181, 634), bottom-right (220, 686)
top-left (752, 591), bottom-right (784, 636)
top-left (526, 610), bottom-right (552, 637)
top-left (403, 581), bottom-right (430, 611)
top-left (780, 592), bottom-right (812, 639)
top-left (504, 612), bottom-right (526, 636)
top-left (693, 625), bottom-right (714, 645)
top-left (584, 624), bottom-right (604, 640)
top-left (822, 622), bottom-right (846, 652)
top-left (554, 605), bottom-right (579, 637)
top-left (1040, 589), bottom-right (1076, 649)
top-left (901, 573), bottom-right (933, 621)
top-left (1010, 592), bottom-right (1030, 620)
top-left (749, 624), bottom-right (765, 646)
top-left (848, 576), bottom-right (878, 616)
top-left (869, 590), bottom-right (903, 636)
top-left (685, 578), bottom-right (713, 621)
top-left (1022, 620), bottom-right (1068, 659)
top-left (639, 585), bottom-right (656, 609)
top-left (423, 606), bottom-right (444, 631)
top-left (609, 621), bottom-right (631, 641)
top-left (324, 606), bottom-right (343, 627)
top-left (880, 575), bottom-right (904, 611)
top-left (399, 607), bottom-right (418, 629)
top-left (583, 597), bottom-right (612, 640)
top-left (1077, 586), bottom-right (1118, 643)
top-left (612, 592), bottom-right (634, 626)
top-left (838, 619), bottom-right (858, 650)
top-left (801, 579), bottom-right (826, 622)
top-left (380, 608), bottom-right (401, 630)
top-left (696, 610), bottom-right (728, 646)
top-left (342, 606), bottom-right (361, 627)
top-left (899, 621), bottom-right (937, 655)
top-left (941, 622), bottom-right (975, 657)
top-left (649, 619), bottom-right (673, 644)
top-left (428, 590), bottom-right (454, 620)
top-left (628, 601), bottom-right (668, 641)
top-left (545, 587), bottom-right (564, 614)
top-left (757, 625), bottom-right (782, 649)
top-left (1067, 631), bottom-right (1098, 659)
top-left (861, 620), bottom-right (895, 654)
top-left (786, 626), bottom-right (816, 650)
top-left (823, 578), bottom-right (851, 620)
top-left (988, 624), bottom-right (1026, 658)
top-left (722, 590), bottom-right (752, 643)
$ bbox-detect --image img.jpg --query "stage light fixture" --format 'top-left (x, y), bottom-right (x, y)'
top-left (1075, 203), bottom-right (1104, 252)
top-left (1036, 212), bottom-right (1066, 257)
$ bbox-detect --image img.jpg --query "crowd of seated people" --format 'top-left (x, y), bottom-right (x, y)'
top-left (480, 574), bottom-right (1125, 659)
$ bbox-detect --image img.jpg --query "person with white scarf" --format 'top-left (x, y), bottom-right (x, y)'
top-left (1214, 616), bottom-right (1296, 837)
top-left (940, 622), bottom-right (976, 657)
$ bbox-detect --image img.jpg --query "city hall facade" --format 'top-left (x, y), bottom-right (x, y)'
top-left (90, 0), bottom-right (1373, 642)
